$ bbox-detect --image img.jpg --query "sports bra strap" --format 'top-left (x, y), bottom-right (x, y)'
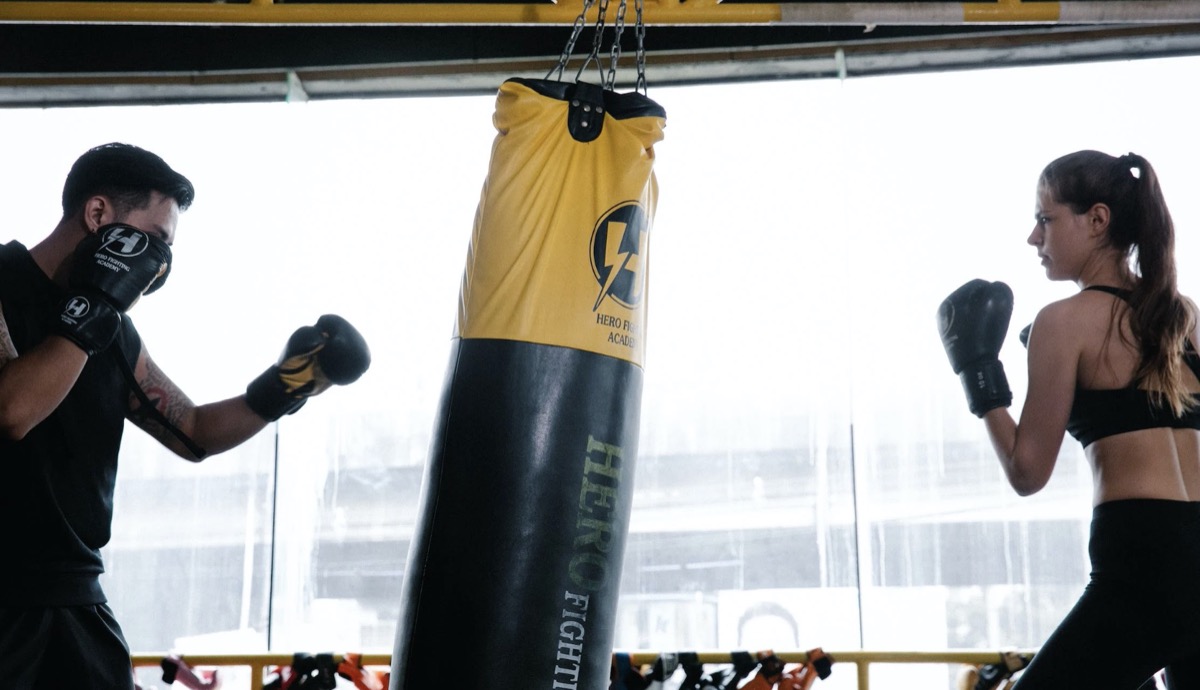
top-left (1083, 284), bottom-right (1132, 299)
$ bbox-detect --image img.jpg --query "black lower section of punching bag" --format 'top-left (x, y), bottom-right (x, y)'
top-left (393, 337), bottom-right (642, 690)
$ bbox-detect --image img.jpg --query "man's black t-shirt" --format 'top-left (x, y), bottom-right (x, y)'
top-left (0, 240), bottom-right (141, 606)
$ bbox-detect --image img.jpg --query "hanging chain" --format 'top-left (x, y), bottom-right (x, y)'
top-left (575, 0), bottom-right (610, 84)
top-left (635, 0), bottom-right (647, 95)
top-left (548, 0), bottom-right (596, 80)
top-left (604, 0), bottom-right (628, 90)
top-left (550, 0), bottom-right (648, 94)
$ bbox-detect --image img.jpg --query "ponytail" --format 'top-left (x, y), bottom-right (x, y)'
top-left (1123, 154), bottom-right (1195, 415)
top-left (1041, 150), bottom-right (1195, 414)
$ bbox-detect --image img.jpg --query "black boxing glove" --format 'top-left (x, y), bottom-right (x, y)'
top-left (52, 294), bottom-right (122, 356)
top-left (245, 314), bottom-right (371, 421)
top-left (51, 224), bottom-right (172, 355)
top-left (71, 223), bottom-right (172, 310)
top-left (937, 279), bottom-right (1014, 417)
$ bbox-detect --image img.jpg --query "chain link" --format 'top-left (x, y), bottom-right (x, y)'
top-left (575, 0), bottom-right (610, 84)
top-left (550, 0), bottom-right (648, 94)
top-left (605, 0), bottom-right (628, 90)
top-left (635, 0), bottom-right (647, 95)
top-left (548, 0), bottom-right (595, 80)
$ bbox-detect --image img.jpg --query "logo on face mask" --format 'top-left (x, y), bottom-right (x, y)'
top-left (100, 225), bottom-right (151, 258)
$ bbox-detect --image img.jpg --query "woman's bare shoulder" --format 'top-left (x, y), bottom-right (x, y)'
top-left (1029, 291), bottom-right (1118, 346)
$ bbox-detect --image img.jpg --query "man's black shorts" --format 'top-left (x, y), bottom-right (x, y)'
top-left (0, 603), bottom-right (134, 689)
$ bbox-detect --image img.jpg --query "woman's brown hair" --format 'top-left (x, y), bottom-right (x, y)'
top-left (1041, 150), bottom-right (1195, 414)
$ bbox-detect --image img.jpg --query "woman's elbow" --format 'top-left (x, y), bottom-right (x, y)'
top-left (1007, 466), bottom-right (1052, 496)
top-left (1012, 481), bottom-right (1046, 497)
top-left (0, 402), bottom-right (38, 441)
top-left (1003, 441), bottom-right (1057, 496)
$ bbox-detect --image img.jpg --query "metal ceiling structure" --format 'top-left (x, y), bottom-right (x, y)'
top-left (2, 1), bottom-right (1200, 107)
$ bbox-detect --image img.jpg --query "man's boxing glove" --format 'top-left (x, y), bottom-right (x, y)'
top-left (70, 223), bottom-right (172, 309)
top-left (52, 224), bottom-right (172, 355)
top-left (937, 279), bottom-right (1014, 417)
top-left (245, 314), bottom-right (371, 422)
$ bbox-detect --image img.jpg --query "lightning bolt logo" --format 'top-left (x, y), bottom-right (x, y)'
top-left (591, 201), bottom-right (648, 311)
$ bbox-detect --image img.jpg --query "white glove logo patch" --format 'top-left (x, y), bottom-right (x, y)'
top-left (100, 225), bottom-right (150, 258)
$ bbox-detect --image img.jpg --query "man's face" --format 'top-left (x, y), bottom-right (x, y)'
top-left (112, 191), bottom-right (180, 247)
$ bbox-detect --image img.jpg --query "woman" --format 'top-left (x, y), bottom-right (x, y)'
top-left (940, 150), bottom-right (1200, 688)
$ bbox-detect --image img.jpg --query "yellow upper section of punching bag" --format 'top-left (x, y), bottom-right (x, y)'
top-left (456, 79), bottom-right (666, 367)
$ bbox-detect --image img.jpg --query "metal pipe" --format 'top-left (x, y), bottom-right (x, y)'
top-left (132, 652), bottom-right (393, 666)
top-left (131, 649), bottom-right (1030, 690)
top-left (3, 0), bottom-right (1200, 27)
top-left (620, 649), bottom-right (1035, 665)
top-left (133, 652), bottom-right (393, 690)
top-left (131, 649), bottom-right (1027, 665)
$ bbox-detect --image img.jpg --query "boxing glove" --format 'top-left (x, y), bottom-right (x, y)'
top-left (245, 314), bottom-right (371, 421)
top-left (739, 653), bottom-right (786, 690)
top-left (52, 294), bottom-right (122, 356)
top-left (52, 224), bottom-right (172, 355)
top-left (937, 279), bottom-right (1014, 417)
top-left (70, 223), bottom-right (172, 310)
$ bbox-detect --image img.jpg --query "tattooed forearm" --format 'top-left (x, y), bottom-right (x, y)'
top-left (0, 306), bottom-right (17, 368)
top-left (128, 356), bottom-right (195, 446)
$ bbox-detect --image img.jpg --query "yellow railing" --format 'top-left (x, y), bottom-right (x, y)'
top-left (4, 0), bottom-right (1200, 27)
top-left (133, 653), bottom-right (390, 690)
top-left (131, 649), bottom-right (1036, 690)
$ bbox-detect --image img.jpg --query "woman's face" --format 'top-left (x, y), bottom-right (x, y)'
top-left (1028, 185), bottom-right (1093, 282)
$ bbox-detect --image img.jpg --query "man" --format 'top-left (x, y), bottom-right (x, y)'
top-left (0, 143), bottom-right (369, 688)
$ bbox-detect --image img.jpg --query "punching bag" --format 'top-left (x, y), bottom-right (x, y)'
top-left (391, 77), bottom-right (665, 690)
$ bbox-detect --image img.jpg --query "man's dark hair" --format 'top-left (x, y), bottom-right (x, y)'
top-left (61, 142), bottom-right (195, 219)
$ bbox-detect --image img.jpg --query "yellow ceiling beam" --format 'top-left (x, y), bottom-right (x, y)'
top-left (0, 0), bottom-right (778, 26)
top-left (2, 0), bottom-right (1200, 26)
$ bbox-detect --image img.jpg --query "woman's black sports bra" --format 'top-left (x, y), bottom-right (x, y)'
top-left (1066, 286), bottom-right (1200, 447)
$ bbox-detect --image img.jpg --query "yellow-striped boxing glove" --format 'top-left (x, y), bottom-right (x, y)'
top-left (245, 314), bottom-right (371, 421)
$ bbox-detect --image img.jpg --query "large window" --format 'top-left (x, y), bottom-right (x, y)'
top-left (4, 54), bottom-right (1200, 689)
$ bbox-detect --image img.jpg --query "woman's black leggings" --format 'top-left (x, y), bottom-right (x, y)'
top-left (1015, 499), bottom-right (1200, 689)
